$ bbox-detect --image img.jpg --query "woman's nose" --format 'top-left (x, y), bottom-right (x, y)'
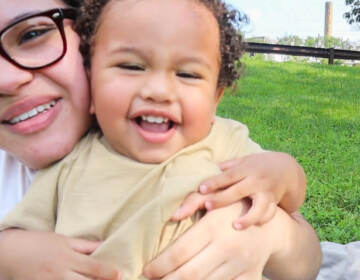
top-left (0, 57), bottom-right (34, 95)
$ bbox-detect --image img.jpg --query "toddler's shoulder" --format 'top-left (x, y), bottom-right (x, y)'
top-left (212, 116), bottom-right (250, 135)
top-left (210, 117), bottom-right (263, 160)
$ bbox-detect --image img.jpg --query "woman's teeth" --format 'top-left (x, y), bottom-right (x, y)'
top-left (141, 115), bottom-right (169, 124)
top-left (9, 100), bottom-right (57, 124)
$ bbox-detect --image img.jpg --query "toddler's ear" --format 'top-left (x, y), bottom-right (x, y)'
top-left (212, 87), bottom-right (226, 124)
top-left (86, 69), bottom-right (96, 115)
top-left (215, 87), bottom-right (225, 105)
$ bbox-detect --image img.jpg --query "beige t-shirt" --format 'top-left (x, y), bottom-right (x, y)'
top-left (1, 117), bottom-right (263, 279)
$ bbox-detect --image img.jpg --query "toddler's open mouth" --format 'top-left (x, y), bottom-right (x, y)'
top-left (134, 115), bottom-right (176, 133)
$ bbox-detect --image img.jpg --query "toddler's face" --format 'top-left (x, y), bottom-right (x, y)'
top-left (90, 0), bottom-right (223, 163)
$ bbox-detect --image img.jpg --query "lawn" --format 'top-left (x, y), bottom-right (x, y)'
top-left (217, 55), bottom-right (360, 243)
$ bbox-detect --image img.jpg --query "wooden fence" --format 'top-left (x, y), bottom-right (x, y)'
top-left (244, 42), bottom-right (360, 64)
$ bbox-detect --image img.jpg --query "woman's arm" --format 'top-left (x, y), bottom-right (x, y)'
top-left (144, 200), bottom-right (321, 280)
top-left (264, 210), bottom-right (321, 280)
top-left (0, 229), bottom-right (121, 280)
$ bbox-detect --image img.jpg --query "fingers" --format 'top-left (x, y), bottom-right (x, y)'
top-left (257, 202), bottom-right (277, 226)
top-left (66, 237), bottom-right (101, 255)
top-left (73, 253), bottom-right (121, 280)
top-left (218, 158), bottom-right (244, 171)
top-left (160, 244), bottom-right (224, 280)
top-left (171, 192), bottom-right (206, 221)
top-left (64, 270), bottom-right (97, 280)
top-left (206, 261), bottom-right (253, 280)
top-left (201, 181), bottom-right (253, 211)
top-left (234, 271), bottom-right (263, 280)
top-left (233, 193), bottom-right (271, 230)
top-left (199, 167), bottom-right (246, 195)
top-left (143, 223), bottom-right (211, 278)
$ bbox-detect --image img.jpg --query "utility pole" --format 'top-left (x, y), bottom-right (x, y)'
top-left (325, 1), bottom-right (333, 37)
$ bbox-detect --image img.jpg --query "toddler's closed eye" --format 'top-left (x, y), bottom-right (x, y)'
top-left (117, 64), bottom-right (145, 71)
top-left (176, 71), bottom-right (202, 79)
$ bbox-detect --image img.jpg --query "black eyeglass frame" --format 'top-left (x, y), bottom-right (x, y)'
top-left (0, 8), bottom-right (76, 70)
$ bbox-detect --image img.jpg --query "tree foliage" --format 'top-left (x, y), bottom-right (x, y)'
top-left (344, 0), bottom-right (360, 24)
top-left (278, 35), bottom-right (354, 50)
top-left (278, 35), bottom-right (303, 46)
top-left (246, 35), bottom-right (354, 50)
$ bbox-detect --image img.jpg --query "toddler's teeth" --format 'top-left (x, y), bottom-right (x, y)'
top-left (141, 115), bottom-right (169, 124)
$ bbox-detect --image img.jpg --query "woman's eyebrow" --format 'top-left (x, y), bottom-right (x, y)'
top-left (4, 10), bottom-right (41, 27)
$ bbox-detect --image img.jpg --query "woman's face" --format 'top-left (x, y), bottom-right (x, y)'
top-left (0, 0), bottom-right (91, 169)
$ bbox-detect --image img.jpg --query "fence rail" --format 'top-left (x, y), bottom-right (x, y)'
top-left (244, 42), bottom-right (360, 64)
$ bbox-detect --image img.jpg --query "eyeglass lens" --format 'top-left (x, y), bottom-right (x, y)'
top-left (1, 16), bottom-right (64, 68)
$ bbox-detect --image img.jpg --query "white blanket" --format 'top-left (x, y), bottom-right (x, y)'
top-left (317, 241), bottom-right (360, 280)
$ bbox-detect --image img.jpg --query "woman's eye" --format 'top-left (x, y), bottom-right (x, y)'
top-left (177, 72), bottom-right (201, 79)
top-left (18, 26), bottom-right (55, 45)
top-left (117, 64), bottom-right (145, 71)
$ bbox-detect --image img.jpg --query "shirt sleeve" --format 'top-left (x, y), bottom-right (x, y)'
top-left (0, 138), bottom-right (84, 232)
top-left (209, 117), bottom-right (265, 162)
top-left (0, 171), bottom-right (57, 231)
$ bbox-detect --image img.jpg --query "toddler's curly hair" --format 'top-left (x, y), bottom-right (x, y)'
top-left (75, 0), bottom-right (248, 88)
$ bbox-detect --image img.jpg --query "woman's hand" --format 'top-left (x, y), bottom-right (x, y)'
top-left (145, 202), bottom-right (321, 280)
top-left (144, 201), bottom-right (271, 280)
top-left (0, 229), bottom-right (121, 280)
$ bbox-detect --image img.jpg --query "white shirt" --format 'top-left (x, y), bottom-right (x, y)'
top-left (0, 150), bottom-right (35, 220)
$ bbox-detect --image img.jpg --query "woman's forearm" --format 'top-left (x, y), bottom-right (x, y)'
top-left (264, 210), bottom-right (322, 280)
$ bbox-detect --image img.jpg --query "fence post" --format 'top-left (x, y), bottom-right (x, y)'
top-left (328, 48), bottom-right (334, 64)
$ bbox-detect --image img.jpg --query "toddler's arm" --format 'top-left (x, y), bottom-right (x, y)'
top-left (0, 229), bottom-right (121, 280)
top-left (173, 151), bottom-right (306, 229)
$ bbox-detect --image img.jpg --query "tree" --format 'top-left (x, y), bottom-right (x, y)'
top-left (304, 35), bottom-right (324, 48)
top-left (344, 0), bottom-right (360, 24)
top-left (324, 36), bottom-right (353, 50)
top-left (277, 35), bottom-right (303, 46)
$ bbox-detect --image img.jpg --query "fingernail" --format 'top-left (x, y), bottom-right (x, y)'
top-left (199, 184), bottom-right (208, 194)
top-left (233, 222), bottom-right (243, 230)
top-left (205, 201), bottom-right (213, 210)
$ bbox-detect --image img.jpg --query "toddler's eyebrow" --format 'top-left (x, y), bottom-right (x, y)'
top-left (110, 46), bottom-right (149, 57)
top-left (178, 57), bottom-right (212, 70)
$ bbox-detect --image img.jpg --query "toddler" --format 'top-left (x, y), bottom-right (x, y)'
top-left (1, 0), bottom-right (307, 279)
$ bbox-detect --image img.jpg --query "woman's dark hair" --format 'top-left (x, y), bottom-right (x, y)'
top-left (75, 0), bottom-right (248, 88)
top-left (61, 0), bottom-right (81, 8)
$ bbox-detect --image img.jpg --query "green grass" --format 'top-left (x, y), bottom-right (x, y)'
top-left (217, 55), bottom-right (360, 243)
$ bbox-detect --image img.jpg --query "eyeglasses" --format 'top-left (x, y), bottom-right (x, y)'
top-left (0, 8), bottom-right (76, 70)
